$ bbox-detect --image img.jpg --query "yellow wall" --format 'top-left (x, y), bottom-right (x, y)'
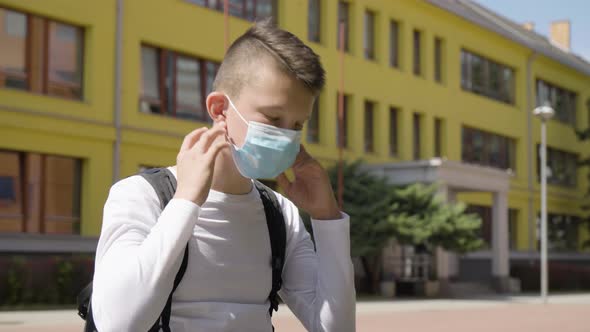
top-left (0, 0), bottom-right (116, 236)
top-left (0, 0), bottom-right (588, 249)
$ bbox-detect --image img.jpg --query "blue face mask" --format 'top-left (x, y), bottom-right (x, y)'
top-left (226, 96), bottom-right (302, 179)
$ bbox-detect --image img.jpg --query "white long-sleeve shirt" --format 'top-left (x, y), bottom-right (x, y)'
top-left (91, 166), bottom-right (356, 332)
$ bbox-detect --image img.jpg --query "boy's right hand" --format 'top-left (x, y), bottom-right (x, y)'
top-left (173, 121), bottom-right (229, 206)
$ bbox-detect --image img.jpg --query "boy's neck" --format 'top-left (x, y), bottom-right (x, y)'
top-left (210, 151), bottom-right (253, 195)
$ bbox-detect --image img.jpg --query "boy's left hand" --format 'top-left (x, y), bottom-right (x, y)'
top-left (277, 145), bottom-right (341, 220)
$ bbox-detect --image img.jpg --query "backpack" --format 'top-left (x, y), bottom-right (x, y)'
top-left (77, 167), bottom-right (287, 332)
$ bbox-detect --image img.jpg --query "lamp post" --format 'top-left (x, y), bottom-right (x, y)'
top-left (533, 103), bottom-right (554, 304)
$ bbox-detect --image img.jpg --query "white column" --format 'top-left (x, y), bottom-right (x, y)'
top-left (492, 191), bottom-right (510, 277)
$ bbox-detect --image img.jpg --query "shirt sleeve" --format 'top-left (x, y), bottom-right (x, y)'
top-left (277, 199), bottom-right (356, 332)
top-left (91, 176), bottom-right (201, 332)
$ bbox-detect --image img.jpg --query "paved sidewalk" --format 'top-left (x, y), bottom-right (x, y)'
top-left (1, 293), bottom-right (589, 331)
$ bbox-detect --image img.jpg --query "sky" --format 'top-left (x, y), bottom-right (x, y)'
top-left (474, 0), bottom-right (590, 61)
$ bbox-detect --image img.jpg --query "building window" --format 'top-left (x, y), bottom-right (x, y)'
top-left (0, 176), bottom-right (16, 202)
top-left (364, 10), bottom-right (375, 60)
top-left (434, 37), bottom-right (443, 83)
top-left (364, 100), bottom-right (375, 153)
top-left (0, 150), bottom-right (81, 235)
top-left (434, 117), bottom-right (443, 157)
top-left (537, 145), bottom-right (577, 188)
top-left (43, 156), bottom-right (82, 234)
top-left (536, 79), bottom-right (577, 126)
top-left (0, 7), bottom-right (85, 100)
top-left (337, 1), bottom-right (349, 52)
top-left (47, 21), bottom-right (84, 99)
top-left (413, 113), bottom-right (421, 160)
top-left (175, 55), bottom-right (203, 120)
top-left (413, 29), bottom-right (422, 76)
top-left (336, 93), bottom-right (349, 148)
top-left (307, 96), bottom-right (320, 143)
top-left (546, 213), bottom-right (580, 251)
top-left (140, 45), bottom-right (219, 122)
top-left (508, 209), bottom-right (518, 250)
top-left (389, 20), bottom-right (399, 68)
top-left (187, 0), bottom-right (277, 22)
top-left (461, 49), bottom-right (515, 104)
top-left (140, 47), bottom-right (162, 114)
top-left (462, 126), bottom-right (516, 171)
top-left (308, 0), bottom-right (321, 43)
top-left (0, 151), bottom-right (22, 233)
top-left (389, 107), bottom-right (399, 156)
top-left (0, 9), bottom-right (28, 90)
top-left (468, 205), bottom-right (518, 249)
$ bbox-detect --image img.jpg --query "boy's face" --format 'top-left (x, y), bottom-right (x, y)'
top-left (222, 59), bottom-right (315, 148)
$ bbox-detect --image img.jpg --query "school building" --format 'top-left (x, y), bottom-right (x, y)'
top-left (0, 0), bottom-right (589, 295)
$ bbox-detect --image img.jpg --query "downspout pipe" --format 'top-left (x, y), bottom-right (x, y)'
top-left (526, 51), bottom-right (538, 252)
top-left (113, 0), bottom-right (123, 183)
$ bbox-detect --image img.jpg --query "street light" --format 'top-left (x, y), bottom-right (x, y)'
top-left (533, 102), bottom-right (554, 304)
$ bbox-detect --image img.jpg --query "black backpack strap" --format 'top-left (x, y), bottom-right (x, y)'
top-left (77, 282), bottom-right (93, 320)
top-left (254, 181), bottom-right (287, 319)
top-left (77, 282), bottom-right (97, 332)
top-left (140, 167), bottom-right (177, 209)
top-left (140, 167), bottom-right (190, 332)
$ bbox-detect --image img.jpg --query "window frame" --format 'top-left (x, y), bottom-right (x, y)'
top-left (389, 107), bottom-right (399, 156)
top-left (187, 0), bottom-right (277, 22)
top-left (413, 112), bottom-right (422, 160)
top-left (389, 20), bottom-right (400, 68)
top-left (308, 0), bottom-right (321, 43)
top-left (363, 9), bottom-right (375, 60)
top-left (536, 78), bottom-right (578, 126)
top-left (462, 126), bottom-right (516, 171)
top-left (139, 44), bottom-right (219, 122)
top-left (0, 150), bottom-right (82, 235)
top-left (434, 36), bottom-right (443, 83)
top-left (460, 49), bottom-right (515, 105)
top-left (364, 100), bottom-right (375, 153)
top-left (336, 93), bottom-right (349, 149)
top-left (434, 117), bottom-right (443, 157)
top-left (0, 8), bottom-right (31, 91)
top-left (44, 18), bottom-right (85, 100)
top-left (307, 95), bottom-right (320, 143)
top-left (337, 1), bottom-right (350, 53)
top-left (536, 144), bottom-right (578, 188)
top-left (413, 29), bottom-right (422, 76)
top-left (0, 7), bottom-right (85, 100)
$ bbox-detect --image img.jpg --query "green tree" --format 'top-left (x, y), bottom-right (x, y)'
top-left (388, 183), bottom-right (484, 254)
top-left (325, 160), bottom-right (483, 293)
top-left (326, 161), bottom-right (395, 293)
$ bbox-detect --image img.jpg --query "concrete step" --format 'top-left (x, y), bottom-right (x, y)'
top-left (445, 282), bottom-right (496, 298)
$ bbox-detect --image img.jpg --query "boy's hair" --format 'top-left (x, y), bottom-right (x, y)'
top-left (213, 19), bottom-right (325, 98)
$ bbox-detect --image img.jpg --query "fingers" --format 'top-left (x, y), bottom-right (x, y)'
top-left (180, 127), bottom-right (208, 153)
top-left (293, 144), bottom-right (313, 167)
top-left (194, 121), bottom-right (227, 153)
top-left (205, 140), bottom-right (230, 161)
top-left (277, 173), bottom-right (292, 191)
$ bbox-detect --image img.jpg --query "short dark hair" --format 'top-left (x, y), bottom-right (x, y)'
top-left (213, 19), bottom-right (325, 98)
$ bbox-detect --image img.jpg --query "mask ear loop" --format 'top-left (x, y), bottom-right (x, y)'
top-left (226, 96), bottom-right (249, 125)
top-left (225, 95), bottom-right (248, 147)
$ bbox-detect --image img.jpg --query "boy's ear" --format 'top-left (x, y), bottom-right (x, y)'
top-left (206, 92), bottom-right (228, 122)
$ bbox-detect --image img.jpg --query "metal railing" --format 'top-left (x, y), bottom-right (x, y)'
top-left (388, 254), bottom-right (432, 282)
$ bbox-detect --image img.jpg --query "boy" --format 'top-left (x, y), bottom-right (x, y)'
top-left (91, 20), bottom-right (355, 331)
